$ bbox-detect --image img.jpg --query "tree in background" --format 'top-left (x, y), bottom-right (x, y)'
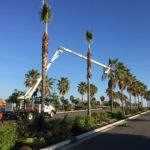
top-left (24, 69), bottom-right (40, 99)
top-left (77, 82), bottom-right (87, 103)
top-left (57, 77), bottom-right (70, 106)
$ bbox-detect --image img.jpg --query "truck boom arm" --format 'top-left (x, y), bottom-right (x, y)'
top-left (19, 46), bottom-right (110, 100)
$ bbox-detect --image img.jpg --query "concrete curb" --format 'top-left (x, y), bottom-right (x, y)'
top-left (41, 110), bottom-right (150, 150)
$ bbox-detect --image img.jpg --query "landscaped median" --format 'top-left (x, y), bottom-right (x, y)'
top-left (40, 110), bottom-right (150, 150)
top-left (0, 109), bottom-right (149, 150)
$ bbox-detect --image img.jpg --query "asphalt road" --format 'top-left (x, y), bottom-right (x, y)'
top-left (59, 112), bottom-right (150, 150)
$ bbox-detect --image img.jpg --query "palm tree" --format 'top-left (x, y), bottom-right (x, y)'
top-left (25, 69), bottom-right (40, 89)
top-left (100, 96), bottom-right (105, 106)
top-left (127, 75), bottom-right (136, 112)
top-left (116, 62), bottom-right (129, 114)
top-left (57, 77), bottom-right (69, 98)
top-left (103, 59), bottom-right (118, 113)
top-left (41, 0), bottom-right (51, 113)
top-left (24, 69), bottom-right (40, 99)
top-left (144, 90), bottom-right (150, 108)
top-left (77, 82), bottom-right (87, 103)
top-left (86, 30), bottom-right (93, 117)
top-left (90, 84), bottom-right (97, 98)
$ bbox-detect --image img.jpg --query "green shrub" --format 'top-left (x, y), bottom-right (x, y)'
top-left (85, 116), bottom-right (96, 130)
top-left (91, 112), bottom-right (100, 123)
top-left (99, 112), bottom-right (110, 122)
top-left (64, 105), bottom-right (72, 111)
top-left (62, 116), bottom-right (74, 130)
top-left (74, 116), bottom-right (86, 129)
top-left (112, 111), bottom-right (124, 120)
top-left (0, 123), bottom-right (18, 150)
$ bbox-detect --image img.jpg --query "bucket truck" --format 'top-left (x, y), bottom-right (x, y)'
top-left (5, 46), bottom-right (110, 121)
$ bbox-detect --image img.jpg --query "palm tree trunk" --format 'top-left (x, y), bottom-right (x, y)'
top-left (141, 96), bottom-right (143, 107)
top-left (110, 88), bottom-right (113, 113)
top-left (134, 96), bottom-right (136, 109)
top-left (129, 93), bottom-right (132, 113)
top-left (82, 95), bottom-right (84, 104)
top-left (41, 31), bottom-right (48, 114)
top-left (121, 89), bottom-right (125, 114)
top-left (138, 96), bottom-right (140, 110)
top-left (87, 48), bottom-right (91, 117)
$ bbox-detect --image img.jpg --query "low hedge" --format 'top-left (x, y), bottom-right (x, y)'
top-left (0, 123), bottom-right (18, 150)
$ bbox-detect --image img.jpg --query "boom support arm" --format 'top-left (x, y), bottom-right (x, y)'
top-left (19, 46), bottom-right (110, 100)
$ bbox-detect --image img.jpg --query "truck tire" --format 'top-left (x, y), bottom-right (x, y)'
top-left (27, 112), bottom-right (34, 121)
top-left (49, 110), bottom-right (55, 118)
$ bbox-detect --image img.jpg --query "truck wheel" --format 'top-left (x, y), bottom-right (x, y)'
top-left (27, 113), bottom-right (34, 121)
top-left (50, 111), bottom-right (55, 118)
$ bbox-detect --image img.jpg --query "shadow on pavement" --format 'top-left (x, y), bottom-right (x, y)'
top-left (130, 118), bottom-right (150, 122)
top-left (70, 132), bottom-right (150, 150)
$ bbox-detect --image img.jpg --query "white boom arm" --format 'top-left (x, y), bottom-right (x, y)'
top-left (59, 46), bottom-right (110, 69)
top-left (18, 49), bottom-right (63, 99)
top-left (19, 46), bottom-right (110, 100)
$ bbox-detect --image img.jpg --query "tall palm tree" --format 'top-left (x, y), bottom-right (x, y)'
top-left (127, 75), bottom-right (136, 112)
top-left (103, 59), bottom-right (118, 113)
top-left (86, 30), bottom-right (93, 117)
top-left (41, 0), bottom-right (51, 113)
top-left (116, 62), bottom-right (129, 114)
top-left (77, 82), bottom-right (87, 103)
top-left (57, 77), bottom-right (69, 97)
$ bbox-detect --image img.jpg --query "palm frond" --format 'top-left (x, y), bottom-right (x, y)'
top-left (86, 30), bottom-right (93, 44)
top-left (41, 2), bottom-right (51, 24)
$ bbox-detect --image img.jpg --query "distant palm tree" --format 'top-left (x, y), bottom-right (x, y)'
top-left (86, 30), bottom-right (93, 117)
top-left (25, 69), bottom-right (40, 89)
top-left (57, 77), bottom-right (69, 97)
top-left (90, 84), bottom-right (97, 98)
top-left (41, 0), bottom-right (51, 113)
top-left (39, 76), bottom-right (53, 96)
top-left (77, 82), bottom-right (87, 103)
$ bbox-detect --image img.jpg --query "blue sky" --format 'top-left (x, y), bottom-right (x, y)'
top-left (0, 0), bottom-right (150, 101)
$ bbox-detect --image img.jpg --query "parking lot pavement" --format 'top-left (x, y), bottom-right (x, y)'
top-left (60, 112), bottom-right (150, 150)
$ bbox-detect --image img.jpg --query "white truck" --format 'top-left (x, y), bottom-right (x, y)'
top-left (4, 102), bottom-right (56, 121)
top-left (25, 101), bottom-right (56, 121)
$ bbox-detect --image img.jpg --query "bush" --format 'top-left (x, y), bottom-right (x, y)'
top-left (0, 123), bottom-right (18, 150)
top-left (112, 111), bottom-right (124, 120)
top-left (92, 112), bottom-right (100, 123)
top-left (85, 116), bottom-right (96, 130)
top-left (74, 116), bottom-right (86, 129)
top-left (99, 112), bottom-right (110, 122)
